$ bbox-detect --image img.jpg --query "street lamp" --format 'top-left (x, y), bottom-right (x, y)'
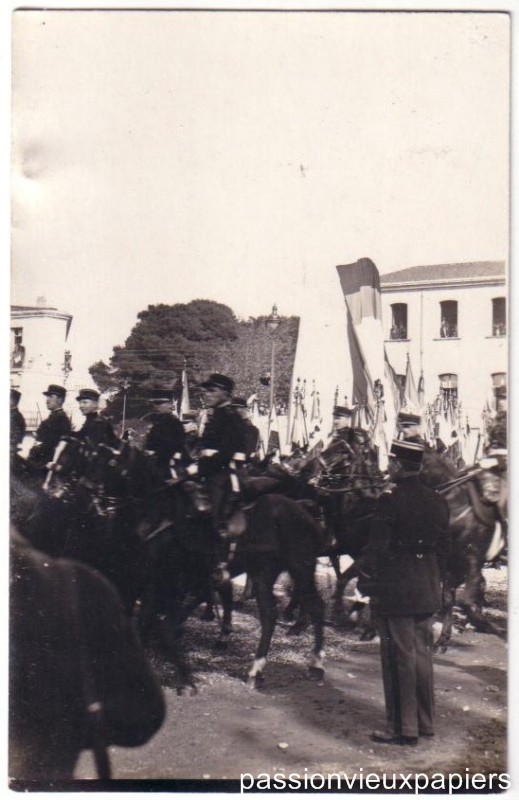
top-left (265, 304), bottom-right (280, 437)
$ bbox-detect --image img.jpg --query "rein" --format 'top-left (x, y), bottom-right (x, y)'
top-left (435, 468), bottom-right (482, 495)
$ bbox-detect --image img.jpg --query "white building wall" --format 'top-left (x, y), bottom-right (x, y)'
top-left (11, 310), bottom-right (72, 429)
top-left (382, 282), bottom-right (507, 427)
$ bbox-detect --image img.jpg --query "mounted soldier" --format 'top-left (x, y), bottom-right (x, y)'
top-left (143, 388), bottom-right (187, 482)
top-left (10, 388), bottom-right (26, 460)
top-left (75, 388), bottom-right (120, 449)
top-left (395, 410), bottom-right (423, 442)
top-left (230, 397), bottom-right (260, 465)
top-left (27, 385), bottom-right (72, 478)
top-left (184, 373), bottom-right (248, 572)
top-left (318, 404), bottom-right (383, 494)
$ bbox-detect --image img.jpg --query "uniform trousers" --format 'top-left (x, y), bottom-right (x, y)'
top-left (374, 613), bottom-right (435, 739)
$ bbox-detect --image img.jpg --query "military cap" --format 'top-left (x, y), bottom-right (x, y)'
top-left (397, 411), bottom-right (422, 427)
top-left (181, 410), bottom-right (198, 422)
top-left (43, 384), bottom-right (67, 399)
top-left (147, 388), bottom-right (175, 403)
top-left (389, 436), bottom-right (424, 464)
top-left (201, 373), bottom-right (234, 393)
top-left (10, 388), bottom-right (21, 403)
top-left (333, 405), bottom-right (354, 418)
top-left (76, 388), bottom-right (100, 402)
top-left (230, 397), bottom-right (248, 408)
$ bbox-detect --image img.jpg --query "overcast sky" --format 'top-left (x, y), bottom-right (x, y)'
top-left (10, 9), bottom-right (509, 379)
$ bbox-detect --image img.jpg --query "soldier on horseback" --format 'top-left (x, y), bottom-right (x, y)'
top-left (27, 385), bottom-right (72, 478)
top-left (184, 373), bottom-right (248, 576)
top-left (319, 405), bottom-right (382, 490)
top-left (144, 388), bottom-right (187, 481)
top-left (75, 389), bottom-right (120, 449)
top-left (10, 388), bottom-right (26, 461)
top-left (230, 397), bottom-right (260, 465)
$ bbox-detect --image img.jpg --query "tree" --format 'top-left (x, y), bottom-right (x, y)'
top-left (89, 300), bottom-right (299, 423)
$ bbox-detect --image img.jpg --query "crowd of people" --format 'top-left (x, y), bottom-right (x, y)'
top-left (9, 372), bottom-right (506, 782)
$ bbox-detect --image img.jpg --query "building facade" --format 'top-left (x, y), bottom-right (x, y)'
top-left (10, 298), bottom-right (74, 431)
top-left (381, 261), bottom-right (507, 429)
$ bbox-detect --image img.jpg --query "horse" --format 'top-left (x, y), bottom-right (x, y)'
top-left (277, 444), bottom-right (506, 649)
top-left (226, 493), bottom-right (326, 687)
top-left (114, 444), bottom-right (326, 690)
top-left (10, 528), bottom-right (165, 782)
top-left (11, 438), bottom-right (148, 614)
top-left (246, 454), bottom-right (380, 633)
top-left (420, 450), bottom-right (506, 650)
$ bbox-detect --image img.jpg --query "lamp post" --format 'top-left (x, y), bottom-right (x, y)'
top-left (265, 304), bottom-right (280, 440)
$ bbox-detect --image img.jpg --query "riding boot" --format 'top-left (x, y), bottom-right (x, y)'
top-left (211, 535), bottom-right (231, 585)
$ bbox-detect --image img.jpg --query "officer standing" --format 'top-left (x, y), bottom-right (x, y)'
top-left (359, 437), bottom-right (451, 746)
top-left (186, 373), bottom-right (247, 536)
top-left (75, 389), bottom-right (120, 448)
top-left (144, 388), bottom-right (186, 481)
top-left (28, 385), bottom-right (72, 474)
top-left (10, 389), bottom-right (26, 458)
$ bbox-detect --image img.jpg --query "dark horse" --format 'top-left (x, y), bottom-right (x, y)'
top-left (114, 445), bottom-right (326, 690)
top-left (420, 450), bottom-right (506, 650)
top-left (10, 439), bottom-right (147, 614)
top-left (228, 493), bottom-right (326, 687)
top-left (279, 446), bottom-right (506, 649)
top-left (250, 456), bottom-right (379, 632)
top-left (328, 449), bottom-right (506, 650)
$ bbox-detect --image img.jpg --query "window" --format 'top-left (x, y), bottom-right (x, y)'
top-left (491, 373), bottom-right (507, 412)
top-left (492, 298), bottom-right (506, 336)
top-left (439, 301), bottom-right (458, 338)
top-left (390, 303), bottom-right (408, 340)
top-left (10, 328), bottom-right (25, 369)
top-left (439, 373), bottom-right (458, 402)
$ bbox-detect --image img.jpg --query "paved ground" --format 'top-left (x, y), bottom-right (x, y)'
top-left (75, 566), bottom-right (508, 784)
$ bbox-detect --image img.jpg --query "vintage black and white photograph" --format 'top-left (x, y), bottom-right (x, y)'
top-left (8, 6), bottom-right (511, 792)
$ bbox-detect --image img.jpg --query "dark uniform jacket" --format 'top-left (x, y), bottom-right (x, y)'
top-left (10, 408), bottom-right (26, 453)
top-left (76, 413), bottom-right (120, 449)
top-left (320, 428), bottom-right (354, 464)
top-left (29, 408), bottom-right (72, 468)
top-left (144, 413), bottom-right (186, 471)
top-left (197, 404), bottom-right (248, 478)
top-left (241, 420), bottom-right (260, 461)
top-left (361, 474), bottom-right (450, 616)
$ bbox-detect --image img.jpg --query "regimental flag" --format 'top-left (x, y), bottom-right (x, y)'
top-left (384, 347), bottom-right (402, 415)
top-left (337, 258), bottom-right (385, 427)
top-left (417, 370), bottom-right (425, 410)
top-left (308, 380), bottom-right (323, 441)
top-left (403, 354), bottom-right (420, 411)
top-left (346, 313), bottom-right (376, 421)
top-left (336, 257), bottom-right (382, 325)
top-left (178, 361), bottom-right (191, 418)
top-left (290, 377), bottom-right (309, 452)
top-left (248, 393), bottom-right (266, 459)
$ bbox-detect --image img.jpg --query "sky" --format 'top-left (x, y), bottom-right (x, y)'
top-left (9, 9), bottom-right (510, 383)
